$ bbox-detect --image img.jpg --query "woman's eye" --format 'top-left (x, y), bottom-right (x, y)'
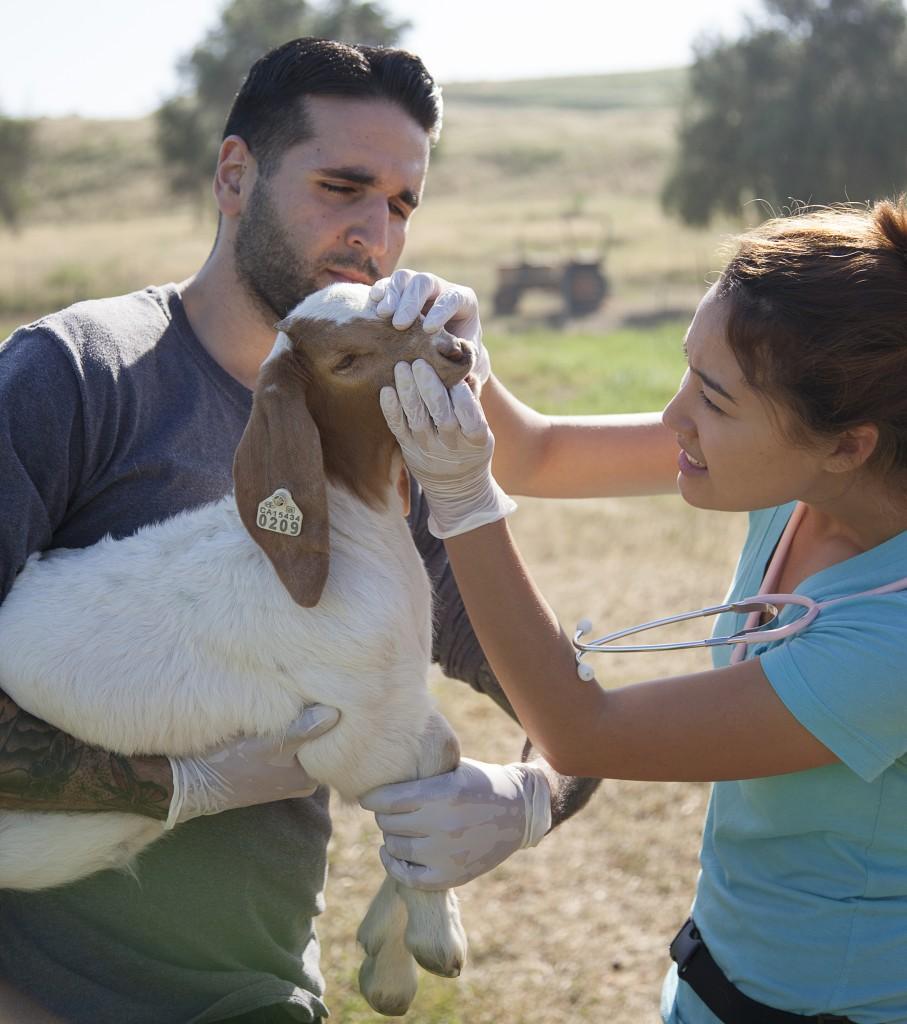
top-left (699, 389), bottom-right (724, 413)
top-left (334, 354), bottom-right (357, 372)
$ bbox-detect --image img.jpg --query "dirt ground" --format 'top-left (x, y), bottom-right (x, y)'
top-left (320, 494), bottom-right (747, 1023)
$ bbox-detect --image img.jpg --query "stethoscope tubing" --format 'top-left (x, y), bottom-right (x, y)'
top-left (573, 593), bottom-right (819, 655)
top-left (572, 577), bottom-right (907, 680)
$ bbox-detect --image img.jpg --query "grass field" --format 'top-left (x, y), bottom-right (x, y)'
top-left (2, 67), bottom-right (752, 1022)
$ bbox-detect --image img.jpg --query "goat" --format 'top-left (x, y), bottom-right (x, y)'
top-left (0, 282), bottom-right (474, 1017)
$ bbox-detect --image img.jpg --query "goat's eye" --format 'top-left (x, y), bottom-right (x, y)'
top-left (333, 353), bottom-right (357, 373)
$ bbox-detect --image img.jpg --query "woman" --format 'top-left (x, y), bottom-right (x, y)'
top-left (377, 199), bottom-right (907, 1024)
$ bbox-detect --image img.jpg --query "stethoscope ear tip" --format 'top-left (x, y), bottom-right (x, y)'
top-left (576, 618), bottom-right (593, 637)
top-left (577, 662), bottom-right (596, 682)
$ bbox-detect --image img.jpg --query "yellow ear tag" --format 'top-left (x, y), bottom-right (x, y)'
top-left (256, 488), bottom-right (303, 537)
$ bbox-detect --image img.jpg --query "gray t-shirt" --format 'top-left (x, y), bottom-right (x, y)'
top-left (0, 285), bottom-right (500, 1023)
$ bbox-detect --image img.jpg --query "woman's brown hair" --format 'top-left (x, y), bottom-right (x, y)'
top-left (717, 197), bottom-right (907, 477)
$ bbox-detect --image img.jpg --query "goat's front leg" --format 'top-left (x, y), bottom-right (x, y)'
top-left (395, 712), bottom-right (466, 976)
top-left (357, 711), bottom-right (466, 1015)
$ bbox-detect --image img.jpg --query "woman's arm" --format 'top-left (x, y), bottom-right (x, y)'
top-left (381, 362), bottom-right (838, 785)
top-left (443, 521), bottom-right (838, 782)
top-left (482, 375), bottom-right (679, 498)
top-left (368, 271), bottom-right (680, 500)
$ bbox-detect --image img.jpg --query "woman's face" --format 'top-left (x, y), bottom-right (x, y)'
top-left (662, 285), bottom-right (833, 512)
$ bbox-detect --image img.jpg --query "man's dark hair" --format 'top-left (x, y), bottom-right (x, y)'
top-left (223, 37), bottom-right (443, 176)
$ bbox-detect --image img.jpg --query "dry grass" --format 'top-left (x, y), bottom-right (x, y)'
top-left (320, 496), bottom-right (747, 1023)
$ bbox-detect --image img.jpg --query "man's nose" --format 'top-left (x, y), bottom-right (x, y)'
top-left (345, 197), bottom-right (390, 256)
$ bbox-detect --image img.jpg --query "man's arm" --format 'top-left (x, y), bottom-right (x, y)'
top-left (0, 327), bottom-right (335, 828)
top-left (522, 739), bottom-right (599, 829)
top-left (0, 689), bottom-right (172, 817)
top-left (0, 331), bottom-right (172, 818)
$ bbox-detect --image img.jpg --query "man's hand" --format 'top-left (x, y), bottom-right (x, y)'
top-left (370, 270), bottom-right (491, 386)
top-left (360, 757), bottom-right (552, 890)
top-left (166, 704), bottom-right (339, 827)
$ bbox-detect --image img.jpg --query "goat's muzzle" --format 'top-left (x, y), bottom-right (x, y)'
top-left (432, 332), bottom-right (475, 374)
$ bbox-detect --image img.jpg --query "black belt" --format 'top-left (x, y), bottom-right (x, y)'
top-left (669, 918), bottom-right (854, 1024)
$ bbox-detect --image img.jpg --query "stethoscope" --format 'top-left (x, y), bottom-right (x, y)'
top-left (572, 579), bottom-right (907, 681)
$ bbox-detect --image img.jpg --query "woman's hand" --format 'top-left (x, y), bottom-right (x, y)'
top-left (380, 360), bottom-right (516, 538)
top-left (360, 757), bottom-right (551, 890)
top-left (370, 270), bottom-right (491, 386)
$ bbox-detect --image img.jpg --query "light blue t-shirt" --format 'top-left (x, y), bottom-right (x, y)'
top-left (678, 503), bottom-right (907, 1024)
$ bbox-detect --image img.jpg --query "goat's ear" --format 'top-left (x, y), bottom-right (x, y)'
top-left (233, 361), bottom-right (329, 607)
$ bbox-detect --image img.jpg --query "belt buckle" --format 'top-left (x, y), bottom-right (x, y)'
top-left (669, 918), bottom-right (702, 974)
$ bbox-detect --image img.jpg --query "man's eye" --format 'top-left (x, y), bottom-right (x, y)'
top-left (334, 354), bottom-right (357, 372)
top-left (322, 183), bottom-right (355, 195)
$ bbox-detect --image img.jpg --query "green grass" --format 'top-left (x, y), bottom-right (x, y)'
top-left (1, 311), bottom-right (689, 418)
top-left (487, 319), bottom-right (687, 414)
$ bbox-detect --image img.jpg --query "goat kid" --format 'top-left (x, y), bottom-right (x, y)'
top-left (0, 282), bottom-right (475, 1017)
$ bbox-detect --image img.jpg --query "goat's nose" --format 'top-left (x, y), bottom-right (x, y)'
top-left (432, 332), bottom-right (472, 365)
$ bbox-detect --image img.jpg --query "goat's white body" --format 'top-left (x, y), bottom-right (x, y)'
top-left (0, 284), bottom-right (472, 1014)
top-left (0, 483), bottom-right (437, 885)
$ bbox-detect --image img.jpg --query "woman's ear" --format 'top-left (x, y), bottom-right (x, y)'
top-left (233, 357), bottom-right (330, 607)
top-left (825, 423), bottom-right (879, 474)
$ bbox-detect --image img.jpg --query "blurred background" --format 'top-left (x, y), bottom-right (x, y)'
top-left (3, 2), bottom-right (905, 1020)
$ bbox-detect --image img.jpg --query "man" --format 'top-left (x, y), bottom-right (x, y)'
top-left (0, 38), bottom-right (598, 1024)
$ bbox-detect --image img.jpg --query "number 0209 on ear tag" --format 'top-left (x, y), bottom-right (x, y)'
top-left (256, 489), bottom-right (303, 537)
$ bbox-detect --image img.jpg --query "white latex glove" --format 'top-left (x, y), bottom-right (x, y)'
top-left (165, 704), bottom-right (339, 827)
top-left (360, 757), bottom-right (552, 890)
top-left (370, 270), bottom-right (491, 385)
top-left (380, 359), bottom-right (516, 538)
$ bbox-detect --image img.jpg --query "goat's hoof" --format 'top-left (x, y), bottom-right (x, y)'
top-left (405, 915), bottom-right (467, 979)
top-left (358, 953), bottom-right (418, 1017)
top-left (411, 951), bottom-right (463, 979)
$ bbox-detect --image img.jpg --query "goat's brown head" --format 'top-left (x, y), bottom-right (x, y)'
top-left (233, 282), bottom-right (475, 607)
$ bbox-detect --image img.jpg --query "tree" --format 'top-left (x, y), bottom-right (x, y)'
top-left (662, 0), bottom-right (907, 226)
top-left (0, 114), bottom-right (36, 231)
top-left (155, 0), bottom-right (410, 203)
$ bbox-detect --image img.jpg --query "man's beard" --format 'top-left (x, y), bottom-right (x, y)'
top-left (234, 176), bottom-right (381, 325)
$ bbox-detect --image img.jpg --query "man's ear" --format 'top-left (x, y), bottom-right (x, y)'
top-left (214, 135), bottom-right (256, 217)
top-left (233, 356), bottom-right (330, 607)
top-left (826, 423), bottom-right (879, 474)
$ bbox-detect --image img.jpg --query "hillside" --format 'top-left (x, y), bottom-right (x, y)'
top-left (4, 65), bottom-right (729, 332)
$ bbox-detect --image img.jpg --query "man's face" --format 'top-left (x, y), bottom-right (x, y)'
top-left (234, 95), bottom-right (430, 323)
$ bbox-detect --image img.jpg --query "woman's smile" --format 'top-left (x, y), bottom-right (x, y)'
top-left (678, 447), bottom-right (708, 474)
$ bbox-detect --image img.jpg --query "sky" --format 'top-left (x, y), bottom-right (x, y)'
top-left (1, 0), bottom-right (765, 120)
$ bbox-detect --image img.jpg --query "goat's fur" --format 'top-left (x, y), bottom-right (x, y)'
top-left (0, 283), bottom-right (475, 1016)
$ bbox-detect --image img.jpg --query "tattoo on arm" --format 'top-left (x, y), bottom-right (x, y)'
top-left (0, 690), bottom-right (172, 820)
